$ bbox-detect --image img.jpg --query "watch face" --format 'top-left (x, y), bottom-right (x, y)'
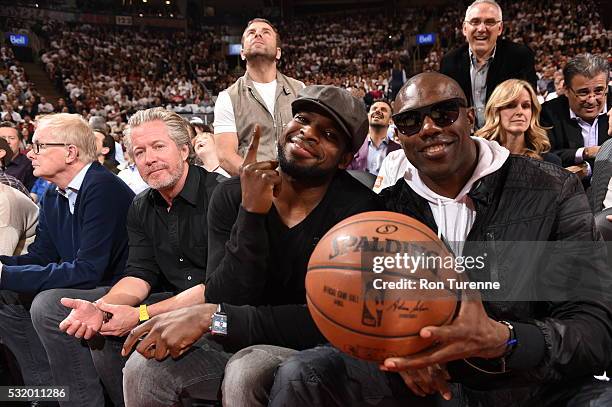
top-left (211, 313), bottom-right (228, 336)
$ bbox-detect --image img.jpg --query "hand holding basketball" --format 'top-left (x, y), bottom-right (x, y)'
top-left (306, 212), bottom-right (459, 362)
top-left (382, 291), bottom-right (510, 371)
top-left (239, 124), bottom-right (281, 214)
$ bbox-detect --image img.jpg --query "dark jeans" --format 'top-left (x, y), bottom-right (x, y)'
top-left (269, 346), bottom-right (612, 407)
top-left (88, 291), bottom-right (174, 406)
top-left (122, 334), bottom-right (231, 407)
top-left (0, 287), bottom-right (112, 407)
top-left (223, 344), bottom-right (297, 407)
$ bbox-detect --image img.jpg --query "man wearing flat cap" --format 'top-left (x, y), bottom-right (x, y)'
top-left (119, 85), bottom-right (382, 406)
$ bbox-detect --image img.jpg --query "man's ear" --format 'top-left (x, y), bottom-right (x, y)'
top-left (466, 107), bottom-right (475, 129)
top-left (338, 151), bottom-right (354, 170)
top-left (276, 48), bottom-right (281, 61)
top-left (65, 145), bottom-right (79, 163)
top-left (240, 48), bottom-right (246, 61)
top-left (101, 146), bottom-right (110, 156)
top-left (461, 22), bottom-right (469, 38)
top-left (180, 143), bottom-right (190, 161)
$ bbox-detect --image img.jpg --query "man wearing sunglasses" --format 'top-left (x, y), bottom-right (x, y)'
top-left (268, 72), bottom-right (612, 406)
top-left (440, 0), bottom-right (537, 129)
top-left (541, 53), bottom-right (611, 171)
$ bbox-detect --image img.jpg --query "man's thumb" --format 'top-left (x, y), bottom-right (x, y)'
top-left (96, 302), bottom-right (116, 313)
top-left (60, 297), bottom-right (77, 309)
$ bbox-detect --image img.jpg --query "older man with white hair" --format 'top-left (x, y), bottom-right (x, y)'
top-left (0, 113), bottom-right (135, 407)
top-left (440, 0), bottom-right (537, 129)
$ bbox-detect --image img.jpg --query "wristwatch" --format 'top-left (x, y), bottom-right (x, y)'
top-left (210, 304), bottom-right (227, 336)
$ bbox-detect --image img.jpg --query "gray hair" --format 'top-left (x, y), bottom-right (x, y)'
top-left (123, 107), bottom-right (195, 162)
top-left (465, 0), bottom-right (503, 21)
top-left (89, 116), bottom-right (110, 137)
top-left (36, 113), bottom-right (97, 163)
top-left (563, 53), bottom-right (610, 88)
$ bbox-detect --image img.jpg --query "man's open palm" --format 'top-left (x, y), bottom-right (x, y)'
top-left (59, 298), bottom-right (104, 340)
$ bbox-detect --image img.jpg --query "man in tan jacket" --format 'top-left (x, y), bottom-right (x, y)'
top-left (213, 18), bottom-right (304, 175)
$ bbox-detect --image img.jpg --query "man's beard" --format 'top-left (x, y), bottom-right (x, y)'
top-left (145, 160), bottom-right (184, 190)
top-left (244, 48), bottom-right (277, 63)
top-left (277, 143), bottom-right (336, 182)
top-left (369, 122), bottom-right (388, 130)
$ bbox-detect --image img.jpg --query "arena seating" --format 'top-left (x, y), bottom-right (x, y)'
top-left (1, 1), bottom-right (610, 132)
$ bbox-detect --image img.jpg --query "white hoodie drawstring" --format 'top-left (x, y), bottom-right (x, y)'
top-left (457, 201), bottom-right (467, 256)
top-left (459, 201), bottom-right (466, 238)
top-left (436, 198), bottom-right (444, 239)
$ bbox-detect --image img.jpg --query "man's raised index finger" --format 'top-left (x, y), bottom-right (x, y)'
top-left (243, 124), bottom-right (261, 165)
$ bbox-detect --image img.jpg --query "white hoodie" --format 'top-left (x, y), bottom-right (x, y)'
top-left (403, 137), bottom-right (510, 255)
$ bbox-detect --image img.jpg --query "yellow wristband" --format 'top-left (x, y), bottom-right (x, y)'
top-left (139, 304), bottom-right (150, 322)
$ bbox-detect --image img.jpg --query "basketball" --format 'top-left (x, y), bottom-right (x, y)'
top-left (305, 211), bottom-right (458, 362)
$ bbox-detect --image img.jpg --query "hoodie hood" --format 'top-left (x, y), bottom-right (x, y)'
top-left (403, 137), bottom-right (509, 254)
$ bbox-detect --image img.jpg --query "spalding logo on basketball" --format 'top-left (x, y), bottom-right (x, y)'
top-left (305, 211), bottom-right (458, 362)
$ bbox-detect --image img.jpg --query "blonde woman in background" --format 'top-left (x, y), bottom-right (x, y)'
top-left (476, 79), bottom-right (563, 167)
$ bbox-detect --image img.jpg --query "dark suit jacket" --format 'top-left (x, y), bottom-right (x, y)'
top-left (540, 91), bottom-right (612, 167)
top-left (440, 39), bottom-right (537, 105)
top-left (348, 136), bottom-right (401, 173)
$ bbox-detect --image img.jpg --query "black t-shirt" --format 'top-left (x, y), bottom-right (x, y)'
top-left (205, 170), bottom-right (382, 351)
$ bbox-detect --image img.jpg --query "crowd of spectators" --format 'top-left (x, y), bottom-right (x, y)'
top-left (0, 47), bottom-right (40, 149)
top-left (1, 0), bottom-right (610, 135)
top-left (39, 21), bottom-right (222, 122)
top-left (0, 0), bottom-right (183, 18)
top-left (13, 8), bottom-right (426, 128)
top-left (276, 10), bottom-right (425, 99)
top-left (1, 1), bottom-right (612, 403)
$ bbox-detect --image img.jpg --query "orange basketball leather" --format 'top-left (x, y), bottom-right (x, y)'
top-left (306, 211), bottom-right (458, 362)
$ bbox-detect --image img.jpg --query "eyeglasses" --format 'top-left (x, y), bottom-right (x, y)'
top-left (568, 86), bottom-right (608, 101)
top-left (465, 18), bottom-right (502, 27)
top-left (32, 142), bottom-right (68, 154)
top-left (392, 98), bottom-right (468, 136)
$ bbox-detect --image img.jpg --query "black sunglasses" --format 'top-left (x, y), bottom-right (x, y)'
top-left (392, 98), bottom-right (468, 136)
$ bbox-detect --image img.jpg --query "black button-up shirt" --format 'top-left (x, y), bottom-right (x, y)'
top-left (125, 164), bottom-right (219, 293)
